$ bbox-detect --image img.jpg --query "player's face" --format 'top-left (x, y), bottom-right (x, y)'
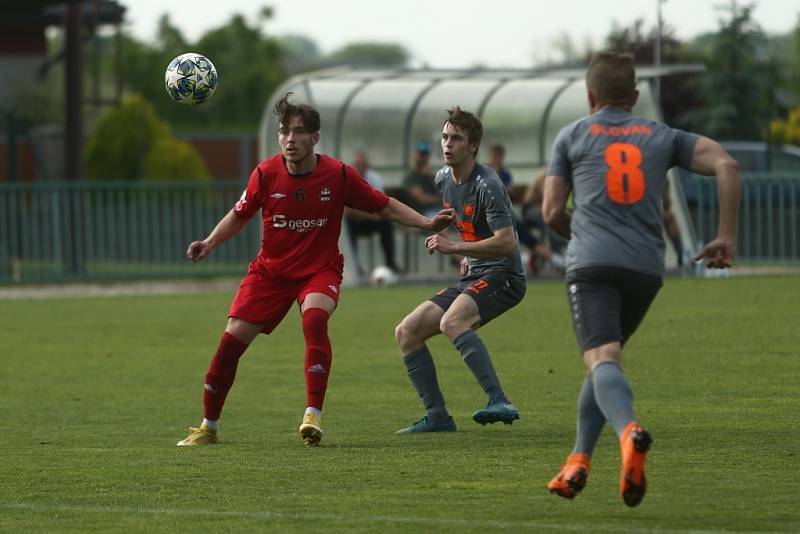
top-left (278, 115), bottom-right (319, 163)
top-left (441, 122), bottom-right (477, 167)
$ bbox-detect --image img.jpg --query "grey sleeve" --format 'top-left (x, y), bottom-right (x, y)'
top-left (671, 129), bottom-right (700, 169)
top-left (483, 179), bottom-right (515, 231)
top-left (434, 168), bottom-right (447, 193)
top-left (547, 126), bottom-right (573, 181)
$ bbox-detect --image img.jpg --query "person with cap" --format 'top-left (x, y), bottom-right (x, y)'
top-left (403, 141), bottom-right (442, 218)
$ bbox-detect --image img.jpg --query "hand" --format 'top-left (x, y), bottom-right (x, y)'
top-left (187, 240), bottom-right (213, 262)
top-left (428, 208), bottom-right (455, 232)
top-left (459, 257), bottom-right (468, 277)
top-left (693, 237), bottom-right (735, 269)
top-left (425, 233), bottom-right (457, 255)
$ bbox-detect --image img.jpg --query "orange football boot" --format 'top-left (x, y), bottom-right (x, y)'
top-left (548, 452), bottom-right (592, 499)
top-left (619, 422), bottom-right (652, 507)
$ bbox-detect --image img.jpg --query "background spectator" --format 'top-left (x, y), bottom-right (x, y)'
top-left (403, 141), bottom-right (441, 218)
top-left (486, 146), bottom-right (564, 275)
top-left (488, 144), bottom-right (513, 191)
top-left (345, 152), bottom-right (402, 276)
top-left (518, 167), bottom-right (566, 274)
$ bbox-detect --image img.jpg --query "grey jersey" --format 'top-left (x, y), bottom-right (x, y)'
top-left (548, 107), bottom-right (699, 276)
top-left (435, 163), bottom-right (525, 278)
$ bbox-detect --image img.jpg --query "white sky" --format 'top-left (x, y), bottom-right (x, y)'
top-left (123, 0), bottom-right (799, 68)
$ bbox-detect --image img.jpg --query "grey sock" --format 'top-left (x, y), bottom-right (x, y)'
top-left (591, 361), bottom-right (635, 436)
top-left (453, 330), bottom-right (506, 402)
top-left (573, 374), bottom-right (606, 455)
top-left (402, 346), bottom-right (449, 421)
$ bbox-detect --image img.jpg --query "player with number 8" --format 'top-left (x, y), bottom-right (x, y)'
top-left (541, 51), bottom-right (741, 506)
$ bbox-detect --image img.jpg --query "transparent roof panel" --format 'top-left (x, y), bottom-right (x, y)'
top-left (306, 79), bottom-right (365, 155)
top-left (543, 79), bottom-right (589, 162)
top-left (411, 79), bottom-right (500, 168)
top-left (481, 78), bottom-right (568, 166)
top-left (401, 70), bottom-right (463, 81)
top-left (260, 69), bottom-right (679, 186)
top-left (339, 79), bottom-right (432, 168)
top-left (333, 69), bottom-right (399, 80)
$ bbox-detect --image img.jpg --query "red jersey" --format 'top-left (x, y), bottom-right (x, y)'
top-left (233, 153), bottom-right (389, 280)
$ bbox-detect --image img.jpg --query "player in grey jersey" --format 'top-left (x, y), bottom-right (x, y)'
top-left (542, 51), bottom-right (741, 506)
top-left (394, 106), bottom-right (527, 433)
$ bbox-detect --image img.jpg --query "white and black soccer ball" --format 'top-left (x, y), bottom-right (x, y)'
top-left (164, 53), bottom-right (218, 105)
top-left (371, 265), bottom-right (398, 287)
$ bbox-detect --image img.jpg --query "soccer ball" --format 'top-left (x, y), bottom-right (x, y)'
top-left (164, 53), bottom-right (218, 105)
top-left (371, 265), bottom-right (398, 287)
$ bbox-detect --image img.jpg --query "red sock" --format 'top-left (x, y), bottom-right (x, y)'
top-left (302, 308), bottom-right (332, 410)
top-left (203, 331), bottom-right (249, 420)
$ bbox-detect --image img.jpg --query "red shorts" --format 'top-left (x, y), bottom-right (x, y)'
top-left (229, 260), bottom-right (343, 334)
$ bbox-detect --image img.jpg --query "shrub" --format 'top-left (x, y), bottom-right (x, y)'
top-left (142, 137), bottom-right (210, 182)
top-left (85, 94), bottom-right (209, 182)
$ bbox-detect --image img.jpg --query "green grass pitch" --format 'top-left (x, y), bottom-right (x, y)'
top-left (1, 275), bottom-right (798, 532)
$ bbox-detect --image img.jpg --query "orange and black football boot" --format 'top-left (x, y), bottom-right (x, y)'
top-left (619, 422), bottom-right (652, 507)
top-left (548, 452), bottom-right (591, 499)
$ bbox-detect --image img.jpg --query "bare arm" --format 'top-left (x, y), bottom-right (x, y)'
top-left (688, 136), bottom-right (742, 268)
top-left (378, 197), bottom-right (454, 232)
top-left (542, 174), bottom-right (572, 239)
top-left (187, 209), bottom-right (250, 262)
top-left (344, 206), bottom-right (380, 221)
top-left (425, 225), bottom-right (516, 259)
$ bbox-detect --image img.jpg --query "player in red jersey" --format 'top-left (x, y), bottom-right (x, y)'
top-left (177, 93), bottom-right (454, 447)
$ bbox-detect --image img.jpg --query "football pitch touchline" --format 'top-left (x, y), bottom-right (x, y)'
top-left (0, 503), bottom-right (780, 534)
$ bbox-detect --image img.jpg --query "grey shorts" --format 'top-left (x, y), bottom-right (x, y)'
top-left (430, 270), bottom-right (526, 326)
top-left (565, 266), bottom-right (662, 353)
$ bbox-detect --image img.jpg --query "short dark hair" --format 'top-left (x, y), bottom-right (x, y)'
top-left (586, 51), bottom-right (637, 106)
top-left (444, 106), bottom-right (483, 157)
top-left (489, 143), bottom-right (505, 155)
top-left (274, 92), bottom-right (321, 133)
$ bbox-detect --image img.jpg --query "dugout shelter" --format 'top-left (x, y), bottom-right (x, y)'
top-left (259, 65), bottom-right (705, 285)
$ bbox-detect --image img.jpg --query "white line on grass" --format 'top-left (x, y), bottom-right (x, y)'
top-left (0, 502), bottom-right (784, 533)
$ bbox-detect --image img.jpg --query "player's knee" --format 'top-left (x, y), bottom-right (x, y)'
top-left (584, 342), bottom-right (622, 370)
top-left (395, 319), bottom-right (412, 348)
top-left (225, 317), bottom-right (261, 345)
top-left (439, 314), bottom-right (465, 341)
top-left (396, 315), bottom-right (427, 351)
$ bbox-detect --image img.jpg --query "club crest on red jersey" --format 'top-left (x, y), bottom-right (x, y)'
top-left (320, 187), bottom-right (331, 202)
top-left (295, 188), bottom-right (305, 203)
top-left (234, 190), bottom-right (248, 213)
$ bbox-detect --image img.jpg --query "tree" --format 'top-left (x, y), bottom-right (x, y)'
top-left (154, 14), bottom-right (189, 53)
top-left (770, 107), bottom-right (800, 145)
top-left (766, 15), bottom-right (800, 140)
top-left (543, 31), bottom-right (595, 66)
top-left (326, 42), bottom-right (409, 68)
top-left (109, 12), bottom-right (285, 131)
top-left (192, 13), bottom-right (286, 129)
top-left (604, 19), bottom-right (702, 128)
top-left (684, 2), bottom-right (778, 140)
top-left (143, 137), bottom-right (210, 181)
top-left (778, 14), bottom-right (800, 107)
top-left (278, 34), bottom-right (322, 73)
